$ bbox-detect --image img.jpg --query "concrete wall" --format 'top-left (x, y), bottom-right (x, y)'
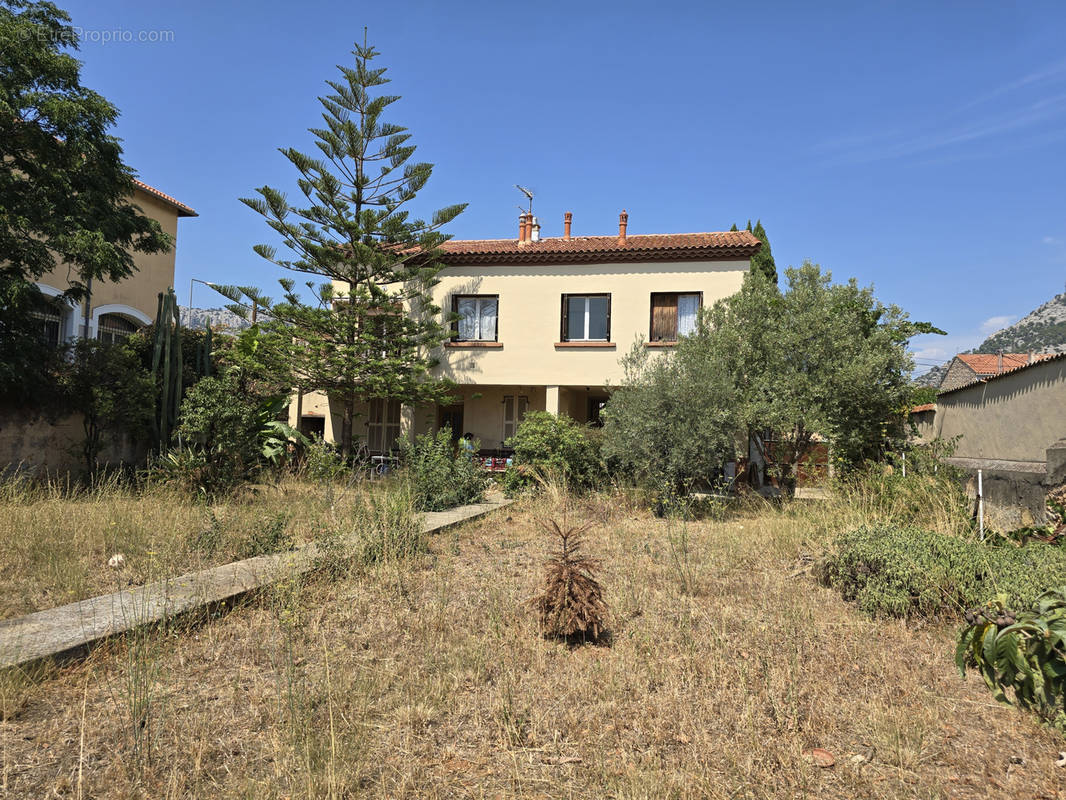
top-left (916, 356), bottom-right (1066, 526)
top-left (930, 356), bottom-right (1066, 464)
top-left (0, 408), bottom-right (144, 478)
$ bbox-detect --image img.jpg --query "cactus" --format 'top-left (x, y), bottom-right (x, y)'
top-left (151, 288), bottom-right (183, 450)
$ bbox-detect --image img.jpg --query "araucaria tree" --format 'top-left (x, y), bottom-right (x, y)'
top-left (226, 36), bottom-right (465, 456)
top-left (0, 0), bottom-right (171, 400)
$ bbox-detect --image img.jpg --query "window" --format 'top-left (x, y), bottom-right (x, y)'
top-left (561, 294), bottom-right (610, 342)
top-left (452, 295), bottom-right (498, 341)
top-left (97, 313), bottom-right (139, 345)
top-left (503, 395), bottom-right (528, 442)
top-left (367, 398), bottom-right (401, 453)
top-left (650, 292), bottom-right (702, 341)
top-left (32, 303), bottom-right (63, 347)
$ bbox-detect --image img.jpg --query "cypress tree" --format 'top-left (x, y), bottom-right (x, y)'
top-left (731, 220), bottom-right (778, 286)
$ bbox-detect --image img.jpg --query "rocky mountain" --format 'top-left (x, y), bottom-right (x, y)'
top-left (178, 306), bottom-right (252, 332)
top-left (915, 290), bottom-right (1066, 386)
top-left (975, 291), bottom-right (1066, 355)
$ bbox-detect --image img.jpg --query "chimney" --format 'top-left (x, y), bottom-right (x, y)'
top-left (618, 209), bottom-right (628, 245)
top-left (518, 212), bottom-right (528, 242)
top-left (563, 211), bottom-right (572, 241)
top-left (1029, 351), bottom-right (1034, 364)
top-left (530, 216), bottom-right (541, 242)
top-left (997, 351), bottom-right (1003, 372)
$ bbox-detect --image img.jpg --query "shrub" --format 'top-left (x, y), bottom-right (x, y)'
top-left (823, 523), bottom-right (1066, 618)
top-left (302, 436), bottom-right (347, 484)
top-left (956, 588), bottom-right (1066, 734)
top-left (529, 516), bottom-right (608, 642)
top-left (503, 412), bottom-right (605, 494)
top-left (400, 427), bottom-right (487, 511)
top-left (351, 483), bottom-right (424, 565)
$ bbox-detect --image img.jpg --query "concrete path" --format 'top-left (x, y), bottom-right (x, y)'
top-left (0, 498), bottom-right (511, 671)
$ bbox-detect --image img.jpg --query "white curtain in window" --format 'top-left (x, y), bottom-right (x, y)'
top-left (479, 298), bottom-right (497, 340)
top-left (457, 298), bottom-right (477, 340)
top-left (677, 294), bottom-right (699, 337)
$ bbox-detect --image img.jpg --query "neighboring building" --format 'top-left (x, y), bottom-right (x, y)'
top-left (939, 352), bottom-right (1055, 391)
top-left (294, 211), bottom-right (761, 452)
top-left (913, 353), bottom-right (1066, 525)
top-left (34, 179), bottom-right (197, 346)
top-left (1, 178), bottom-right (196, 476)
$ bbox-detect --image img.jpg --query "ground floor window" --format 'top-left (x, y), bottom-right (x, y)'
top-left (32, 303), bottom-right (63, 347)
top-left (367, 398), bottom-right (401, 453)
top-left (503, 395), bottom-right (528, 441)
top-left (97, 313), bottom-right (140, 345)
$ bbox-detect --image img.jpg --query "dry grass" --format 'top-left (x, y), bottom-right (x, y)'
top-left (2, 485), bottom-right (1064, 798)
top-left (0, 473), bottom-right (390, 618)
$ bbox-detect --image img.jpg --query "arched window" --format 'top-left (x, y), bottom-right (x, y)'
top-left (32, 302), bottom-right (64, 347)
top-left (97, 313), bottom-right (140, 345)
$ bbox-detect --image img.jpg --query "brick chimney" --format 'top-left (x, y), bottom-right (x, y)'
top-left (563, 211), bottom-right (572, 241)
top-left (518, 212), bottom-right (528, 242)
top-left (618, 209), bottom-right (628, 245)
top-left (997, 351), bottom-right (1003, 372)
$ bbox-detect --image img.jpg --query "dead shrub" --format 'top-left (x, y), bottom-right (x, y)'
top-left (529, 517), bottom-right (609, 642)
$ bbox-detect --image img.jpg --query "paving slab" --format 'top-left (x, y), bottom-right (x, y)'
top-left (0, 497), bottom-right (511, 671)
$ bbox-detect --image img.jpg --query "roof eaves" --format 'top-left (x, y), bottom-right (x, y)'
top-left (937, 351), bottom-right (1066, 397)
top-left (133, 179), bottom-right (197, 217)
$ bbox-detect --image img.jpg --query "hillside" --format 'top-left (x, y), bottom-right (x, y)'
top-left (975, 291), bottom-right (1066, 355)
top-left (915, 290), bottom-right (1066, 386)
top-left (178, 306), bottom-right (251, 332)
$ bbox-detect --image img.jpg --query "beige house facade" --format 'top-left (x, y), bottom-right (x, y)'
top-left (295, 212), bottom-right (761, 453)
top-left (34, 179), bottom-right (197, 345)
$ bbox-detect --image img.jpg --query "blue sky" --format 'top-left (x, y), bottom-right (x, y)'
top-left (63, 0), bottom-right (1066, 369)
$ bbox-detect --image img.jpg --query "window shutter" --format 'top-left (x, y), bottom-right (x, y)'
top-left (560, 295), bottom-right (569, 341)
top-left (651, 293), bottom-right (678, 341)
top-left (605, 295), bottom-right (612, 341)
top-left (450, 295), bottom-right (459, 339)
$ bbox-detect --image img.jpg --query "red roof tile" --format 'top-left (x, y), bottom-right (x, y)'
top-left (938, 351), bottom-right (1066, 396)
top-left (133, 179), bottom-right (197, 217)
top-left (910, 403), bottom-right (936, 413)
top-left (439, 230), bottom-right (760, 265)
top-left (956, 353), bottom-right (1055, 375)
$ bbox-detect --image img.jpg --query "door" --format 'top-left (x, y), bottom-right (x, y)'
top-left (438, 404), bottom-right (463, 442)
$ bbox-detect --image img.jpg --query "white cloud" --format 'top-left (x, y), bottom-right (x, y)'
top-left (980, 315), bottom-right (1014, 334)
top-left (1043, 236), bottom-right (1063, 246)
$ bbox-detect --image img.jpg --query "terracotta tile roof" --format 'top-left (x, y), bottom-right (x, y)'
top-left (133, 179), bottom-right (197, 217)
top-left (938, 351), bottom-right (1066, 397)
top-left (955, 352), bottom-right (1054, 375)
top-left (439, 230), bottom-right (760, 265)
top-left (910, 403), bottom-right (936, 413)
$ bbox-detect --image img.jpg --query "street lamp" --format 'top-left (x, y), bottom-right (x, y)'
top-left (187, 278), bottom-right (218, 328)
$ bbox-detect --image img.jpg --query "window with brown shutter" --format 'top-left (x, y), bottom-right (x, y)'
top-left (650, 292), bottom-right (702, 341)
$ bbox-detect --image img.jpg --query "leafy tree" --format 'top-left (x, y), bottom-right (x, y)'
top-left (704, 263), bottom-right (942, 494)
top-left (222, 35), bottom-right (465, 457)
top-left (0, 1), bottom-right (171, 396)
top-left (57, 339), bottom-right (154, 479)
top-left (602, 337), bottom-right (737, 495)
top-left (503, 412), bottom-right (605, 494)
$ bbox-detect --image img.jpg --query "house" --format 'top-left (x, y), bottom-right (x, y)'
top-left (293, 211), bottom-right (761, 452)
top-left (939, 352), bottom-right (1055, 391)
top-left (913, 352), bottom-right (1066, 525)
top-left (0, 178), bottom-right (196, 475)
top-left (34, 179), bottom-right (197, 345)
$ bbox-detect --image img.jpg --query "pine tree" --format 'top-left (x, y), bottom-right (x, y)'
top-left (226, 34), bottom-right (465, 457)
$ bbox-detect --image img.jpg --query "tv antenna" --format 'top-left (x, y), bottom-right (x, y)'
top-left (515, 184), bottom-right (534, 215)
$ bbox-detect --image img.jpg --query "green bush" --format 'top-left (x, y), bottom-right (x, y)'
top-left (302, 436), bottom-right (347, 484)
top-left (823, 523), bottom-right (1066, 618)
top-left (503, 412), bottom-right (605, 494)
top-left (351, 483), bottom-right (425, 564)
top-left (956, 587), bottom-right (1066, 734)
top-left (400, 427), bottom-right (487, 511)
